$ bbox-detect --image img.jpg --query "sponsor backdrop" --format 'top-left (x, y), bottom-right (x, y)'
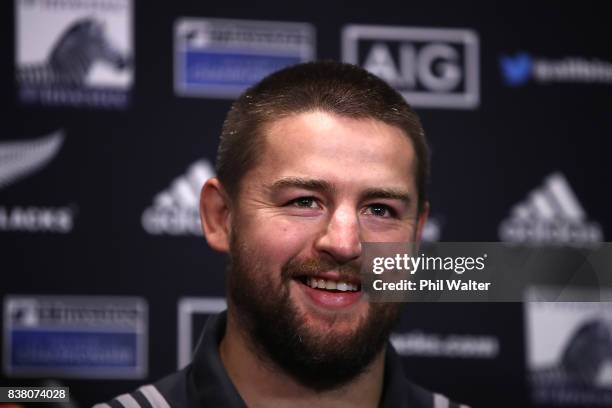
top-left (1, 1), bottom-right (611, 407)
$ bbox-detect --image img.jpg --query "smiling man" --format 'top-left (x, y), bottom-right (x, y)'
top-left (96, 62), bottom-right (465, 408)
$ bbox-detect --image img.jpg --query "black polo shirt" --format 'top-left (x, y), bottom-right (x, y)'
top-left (95, 312), bottom-right (466, 408)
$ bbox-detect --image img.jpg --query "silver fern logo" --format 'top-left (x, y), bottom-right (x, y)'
top-left (0, 130), bottom-right (64, 190)
top-left (15, 0), bottom-right (133, 108)
top-left (0, 130), bottom-right (75, 233)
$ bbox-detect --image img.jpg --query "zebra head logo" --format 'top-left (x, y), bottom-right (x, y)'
top-left (19, 18), bottom-right (130, 87)
top-left (561, 319), bottom-right (612, 388)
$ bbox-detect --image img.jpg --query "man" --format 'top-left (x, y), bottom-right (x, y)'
top-left (96, 61), bottom-right (466, 407)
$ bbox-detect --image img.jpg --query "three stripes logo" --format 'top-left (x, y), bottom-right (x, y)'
top-left (141, 159), bottom-right (214, 236)
top-left (499, 172), bottom-right (603, 246)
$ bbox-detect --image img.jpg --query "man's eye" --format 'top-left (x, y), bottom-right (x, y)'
top-left (290, 197), bottom-right (318, 208)
top-left (364, 204), bottom-right (394, 218)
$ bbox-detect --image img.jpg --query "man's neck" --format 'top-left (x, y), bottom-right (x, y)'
top-left (219, 309), bottom-right (386, 408)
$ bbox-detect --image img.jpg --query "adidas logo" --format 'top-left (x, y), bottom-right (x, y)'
top-left (141, 159), bottom-right (215, 236)
top-left (0, 130), bottom-right (64, 190)
top-left (499, 172), bottom-right (603, 246)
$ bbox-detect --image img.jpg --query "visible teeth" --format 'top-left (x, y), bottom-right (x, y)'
top-left (325, 281), bottom-right (337, 290)
top-left (304, 277), bottom-right (358, 292)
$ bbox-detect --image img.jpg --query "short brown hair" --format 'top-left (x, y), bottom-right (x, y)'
top-left (216, 61), bottom-right (429, 213)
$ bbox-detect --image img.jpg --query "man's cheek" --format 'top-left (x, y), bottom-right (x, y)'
top-left (362, 221), bottom-right (417, 243)
top-left (259, 221), bottom-right (317, 255)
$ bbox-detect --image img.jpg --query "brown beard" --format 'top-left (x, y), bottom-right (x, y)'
top-left (227, 230), bottom-right (402, 390)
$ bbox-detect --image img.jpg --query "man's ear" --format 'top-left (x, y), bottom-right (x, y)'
top-left (200, 177), bottom-right (231, 253)
top-left (414, 201), bottom-right (430, 243)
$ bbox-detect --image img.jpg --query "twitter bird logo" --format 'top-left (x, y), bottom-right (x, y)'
top-left (500, 52), bottom-right (533, 86)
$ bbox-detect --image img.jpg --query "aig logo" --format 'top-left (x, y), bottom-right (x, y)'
top-left (342, 25), bottom-right (479, 109)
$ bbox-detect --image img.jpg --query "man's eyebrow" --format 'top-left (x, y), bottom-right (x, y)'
top-left (266, 177), bottom-right (336, 194)
top-left (266, 179), bottom-right (411, 204)
top-left (361, 188), bottom-right (412, 205)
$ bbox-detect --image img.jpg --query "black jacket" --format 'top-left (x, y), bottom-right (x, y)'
top-left (94, 312), bottom-right (467, 408)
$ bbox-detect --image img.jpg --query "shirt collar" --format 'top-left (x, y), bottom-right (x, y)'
top-left (189, 311), bottom-right (246, 407)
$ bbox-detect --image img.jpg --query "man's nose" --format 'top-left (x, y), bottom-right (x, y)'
top-left (314, 205), bottom-right (362, 264)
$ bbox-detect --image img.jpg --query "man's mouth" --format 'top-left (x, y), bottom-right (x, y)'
top-left (297, 276), bottom-right (360, 292)
top-left (293, 274), bottom-right (363, 309)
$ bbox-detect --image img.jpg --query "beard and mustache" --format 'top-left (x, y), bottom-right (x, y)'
top-left (227, 231), bottom-right (402, 390)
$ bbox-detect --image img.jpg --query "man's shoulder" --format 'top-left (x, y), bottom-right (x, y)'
top-left (92, 366), bottom-right (190, 408)
top-left (400, 378), bottom-right (469, 408)
top-left (384, 343), bottom-right (468, 408)
top-left (92, 366), bottom-right (468, 408)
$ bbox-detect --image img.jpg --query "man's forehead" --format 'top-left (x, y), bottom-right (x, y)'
top-left (260, 111), bottom-right (415, 162)
top-left (250, 111), bottom-right (418, 193)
